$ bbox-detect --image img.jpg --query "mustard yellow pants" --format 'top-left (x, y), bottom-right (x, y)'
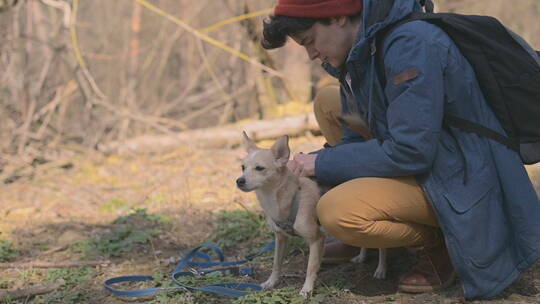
top-left (313, 85), bottom-right (440, 249)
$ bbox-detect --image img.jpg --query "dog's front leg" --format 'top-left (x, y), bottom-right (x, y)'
top-left (351, 247), bottom-right (367, 264)
top-left (261, 231), bottom-right (289, 289)
top-left (300, 234), bottom-right (324, 297)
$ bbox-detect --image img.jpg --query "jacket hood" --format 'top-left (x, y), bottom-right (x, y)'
top-left (323, 0), bottom-right (421, 76)
top-left (361, 0), bottom-right (419, 40)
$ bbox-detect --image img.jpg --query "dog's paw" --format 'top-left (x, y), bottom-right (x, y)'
top-left (351, 248), bottom-right (367, 264)
top-left (260, 278), bottom-right (278, 290)
top-left (373, 266), bottom-right (386, 280)
top-left (299, 286), bottom-right (313, 298)
top-left (351, 254), bottom-right (366, 264)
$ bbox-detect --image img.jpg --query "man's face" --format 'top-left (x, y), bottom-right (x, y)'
top-left (290, 17), bottom-right (355, 68)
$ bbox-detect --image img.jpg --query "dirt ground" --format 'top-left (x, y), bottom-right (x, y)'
top-left (1, 135), bottom-right (540, 304)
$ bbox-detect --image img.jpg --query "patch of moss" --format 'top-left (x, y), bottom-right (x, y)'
top-left (0, 239), bottom-right (18, 262)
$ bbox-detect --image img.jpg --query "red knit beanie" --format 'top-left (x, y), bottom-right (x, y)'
top-left (274, 0), bottom-right (363, 18)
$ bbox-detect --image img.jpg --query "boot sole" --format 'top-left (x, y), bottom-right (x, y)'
top-left (398, 272), bottom-right (457, 293)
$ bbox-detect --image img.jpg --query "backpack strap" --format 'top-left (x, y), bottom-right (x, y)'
top-left (373, 13), bottom-right (520, 153)
top-left (444, 115), bottom-right (519, 151)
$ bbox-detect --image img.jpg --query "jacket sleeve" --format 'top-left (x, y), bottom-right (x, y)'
top-left (315, 23), bottom-right (449, 186)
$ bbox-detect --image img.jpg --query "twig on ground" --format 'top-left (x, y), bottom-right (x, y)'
top-left (149, 238), bottom-right (161, 265)
top-left (37, 244), bottom-right (69, 258)
top-left (0, 260), bottom-right (110, 269)
top-left (0, 280), bottom-right (64, 301)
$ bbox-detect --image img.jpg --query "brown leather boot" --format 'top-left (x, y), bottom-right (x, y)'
top-left (398, 238), bottom-right (456, 293)
top-left (322, 239), bottom-right (362, 264)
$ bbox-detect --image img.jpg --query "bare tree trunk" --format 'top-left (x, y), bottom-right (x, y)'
top-left (8, 4), bottom-right (29, 154)
top-left (100, 113), bottom-right (319, 153)
top-left (280, 43), bottom-right (312, 104)
top-left (119, 2), bottom-right (142, 140)
top-left (241, 1), bottom-right (280, 118)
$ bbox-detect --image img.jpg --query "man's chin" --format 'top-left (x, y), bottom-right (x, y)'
top-left (324, 60), bottom-right (342, 69)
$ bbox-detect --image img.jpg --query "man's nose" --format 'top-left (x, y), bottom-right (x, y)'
top-left (236, 177), bottom-right (246, 187)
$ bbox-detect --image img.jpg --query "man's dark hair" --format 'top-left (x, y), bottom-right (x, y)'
top-left (261, 14), bottom-right (363, 50)
top-left (261, 15), bottom-right (331, 50)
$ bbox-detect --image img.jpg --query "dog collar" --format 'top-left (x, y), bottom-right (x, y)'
top-left (272, 189), bottom-right (300, 236)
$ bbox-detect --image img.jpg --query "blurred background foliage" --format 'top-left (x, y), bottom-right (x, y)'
top-left (0, 0), bottom-right (538, 168)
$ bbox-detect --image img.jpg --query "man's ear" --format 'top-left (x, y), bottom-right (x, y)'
top-left (271, 135), bottom-right (290, 167)
top-left (242, 131), bottom-right (258, 153)
top-left (333, 16), bottom-right (348, 27)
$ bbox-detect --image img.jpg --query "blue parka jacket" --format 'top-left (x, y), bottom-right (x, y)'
top-left (314, 0), bottom-right (540, 299)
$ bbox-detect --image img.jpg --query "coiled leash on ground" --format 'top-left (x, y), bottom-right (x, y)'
top-left (104, 242), bottom-right (275, 298)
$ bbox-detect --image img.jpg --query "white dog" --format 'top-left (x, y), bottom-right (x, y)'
top-left (237, 131), bottom-right (387, 296)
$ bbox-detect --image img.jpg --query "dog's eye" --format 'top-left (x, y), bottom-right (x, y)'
top-left (255, 166), bottom-right (265, 171)
top-left (241, 165), bottom-right (245, 171)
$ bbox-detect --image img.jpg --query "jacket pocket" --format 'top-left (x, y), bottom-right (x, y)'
top-left (442, 167), bottom-right (509, 268)
top-left (443, 169), bottom-right (494, 214)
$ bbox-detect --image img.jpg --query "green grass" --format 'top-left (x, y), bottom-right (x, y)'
top-left (231, 288), bottom-right (303, 304)
top-left (1, 267), bottom-right (96, 304)
top-left (228, 283), bottom-right (345, 304)
top-left (148, 271), bottom-right (253, 304)
top-left (287, 237), bottom-right (309, 256)
top-left (99, 227), bottom-right (156, 256)
top-left (0, 239), bottom-right (18, 262)
top-left (212, 210), bottom-right (272, 250)
top-left (145, 192), bottom-right (167, 205)
top-left (36, 267), bottom-right (95, 303)
top-left (99, 197), bottom-right (129, 212)
top-left (69, 209), bottom-right (319, 303)
top-left (113, 207), bottom-right (172, 225)
top-left (46, 266), bottom-right (93, 287)
top-left (231, 287), bottom-right (319, 304)
top-left (72, 208), bottom-right (168, 257)
top-left (145, 210), bottom-right (296, 303)
top-left (0, 277), bottom-right (14, 289)
top-left (212, 209), bottom-right (308, 256)
top-left (146, 282), bottom-right (340, 304)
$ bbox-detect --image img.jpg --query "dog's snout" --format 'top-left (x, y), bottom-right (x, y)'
top-left (236, 177), bottom-right (246, 187)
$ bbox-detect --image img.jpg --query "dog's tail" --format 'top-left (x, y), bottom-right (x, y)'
top-left (337, 113), bottom-right (372, 140)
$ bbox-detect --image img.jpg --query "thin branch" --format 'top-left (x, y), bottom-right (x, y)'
top-left (0, 260), bottom-right (110, 269)
top-left (179, 82), bottom-right (254, 124)
top-left (132, 0), bottom-right (289, 81)
top-left (40, 0), bottom-right (71, 28)
top-left (16, 100), bottom-right (36, 154)
top-left (194, 38), bottom-right (237, 121)
top-left (0, 281), bottom-right (63, 301)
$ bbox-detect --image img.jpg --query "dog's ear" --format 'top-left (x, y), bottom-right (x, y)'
top-left (338, 113), bottom-right (372, 140)
top-left (271, 135), bottom-right (290, 167)
top-left (242, 131), bottom-right (258, 153)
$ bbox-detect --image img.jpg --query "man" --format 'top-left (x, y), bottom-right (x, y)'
top-left (261, 0), bottom-right (540, 300)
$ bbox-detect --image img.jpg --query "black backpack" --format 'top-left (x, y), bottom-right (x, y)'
top-left (376, 12), bottom-right (540, 164)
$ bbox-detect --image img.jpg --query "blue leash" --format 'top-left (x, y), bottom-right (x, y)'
top-left (104, 241), bottom-right (275, 298)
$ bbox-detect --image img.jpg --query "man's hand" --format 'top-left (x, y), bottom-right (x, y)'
top-left (287, 153), bottom-right (317, 177)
